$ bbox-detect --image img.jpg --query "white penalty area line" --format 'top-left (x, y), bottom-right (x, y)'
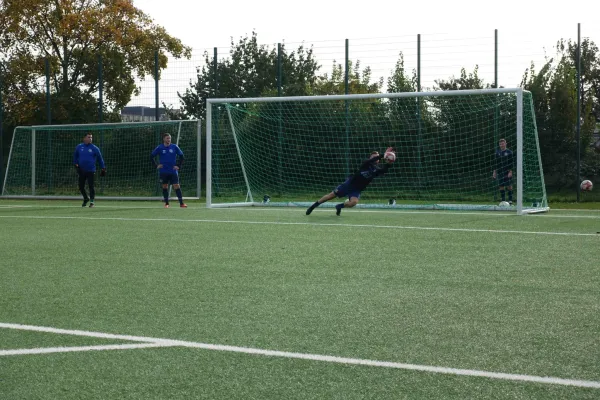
top-left (0, 214), bottom-right (598, 237)
top-left (2, 203), bottom-right (600, 219)
top-left (0, 342), bottom-right (174, 356)
top-left (1, 323), bottom-right (599, 389)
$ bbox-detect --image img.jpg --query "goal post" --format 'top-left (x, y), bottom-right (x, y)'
top-left (207, 89), bottom-right (548, 214)
top-left (1, 120), bottom-right (201, 200)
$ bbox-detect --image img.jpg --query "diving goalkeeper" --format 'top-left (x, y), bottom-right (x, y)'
top-left (306, 147), bottom-right (395, 216)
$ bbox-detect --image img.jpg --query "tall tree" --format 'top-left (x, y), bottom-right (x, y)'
top-left (310, 59), bottom-right (383, 95)
top-left (176, 31), bottom-right (320, 120)
top-left (434, 65), bottom-right (489, 91)
top-left (0, 0), bottom-right (190, 126)
top-left (565, 38), bottom-right (600, 122)
top-left (521, 46), bottom-right (597, 187)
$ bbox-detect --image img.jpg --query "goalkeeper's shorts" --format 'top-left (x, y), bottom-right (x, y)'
top-left (333, 180), bottom-right (361, 199)
top-left (159, 171), bottom-right (180, 185)
top-left (498, 175), bottom-right (512, 187)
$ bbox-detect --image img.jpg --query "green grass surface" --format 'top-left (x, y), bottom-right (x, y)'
top-left (1, 200), bottom-right (599, 399)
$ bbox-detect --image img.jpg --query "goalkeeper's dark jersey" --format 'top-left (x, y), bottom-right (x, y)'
top-left (495, 148), bottom-right (514, 176)
top-left (348, 154), bottom-right (390, 191)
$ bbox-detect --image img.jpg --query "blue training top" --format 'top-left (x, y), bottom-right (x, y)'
top-left (73, 143), bottom-right (105, 172)
top-left (151, 144), bottom-right (184, 173)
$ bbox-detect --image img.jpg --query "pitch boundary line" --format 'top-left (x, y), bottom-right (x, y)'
top-left (1, 322), bottom-right (599, 389)
top-left (0, 215), bottom-right (598, 236)
top-left (0, 342), bottom-right (175, 356)
top-left (1, 203), bottom-right (600, 219)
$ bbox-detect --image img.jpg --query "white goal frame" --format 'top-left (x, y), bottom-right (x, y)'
top-left (1, 120), bottom-right (202, 201)
top-left (206, 88), bottom-right (549, 215)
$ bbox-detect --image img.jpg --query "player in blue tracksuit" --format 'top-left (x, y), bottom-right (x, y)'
top-left (492, 138), bottom-right (514, 204)
top-left (73, 133), bottom-right (106, 207)
top-left (306, 147), bottom-right (394, 216)
top-left (150, 133), bottom-right (187, 208)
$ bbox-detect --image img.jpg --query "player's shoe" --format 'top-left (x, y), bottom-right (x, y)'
top-left (164, 204), bottom-right (170, 208)
top-left (89, 202), bottom-right (95, 208)
top-left (180, 203), bottom-right (188, 208)
top-left (306, 207), bottom-right (313, 215)
top-left (82, 199), bottom-right (89, 207)
top-left (335, 204), bottom-right (342, 216)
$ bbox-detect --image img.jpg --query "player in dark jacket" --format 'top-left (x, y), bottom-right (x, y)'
top-left (73, 133), bottom-right (106, 208)
top-left (492, 138), bottom-right (514, 204)
top-left (306, 147), bottom-right (394, 216)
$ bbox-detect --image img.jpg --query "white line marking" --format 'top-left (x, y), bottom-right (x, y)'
top-left (0, 342), bottom-right (174, 356)
top-left (0, 322), bottom-right (161, 342)
top-left (1, 322), bottom-right (599, 389)
top-left (1, 203), bottom-right (599, 218)
top-left (0, 215), bottom-right (598, 236)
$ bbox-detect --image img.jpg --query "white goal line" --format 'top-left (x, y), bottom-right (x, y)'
top-left (1, 322), bottom-right (599, 389)
top-left (1, 215), bottom-right (598, 237)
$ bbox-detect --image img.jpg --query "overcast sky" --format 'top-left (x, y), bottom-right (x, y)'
top-left (130, 0), bottom-right (600, 107)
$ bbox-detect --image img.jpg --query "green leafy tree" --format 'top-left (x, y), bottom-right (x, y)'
top-left (310, 59), bottom-right (383, 95)
top-left (521, 44), bottom-right (597, 188)
top-left (0, 0), bottom-right (190, 128)
top-left (176, 31), bottom-right (320, 120)
top-left (565, 38), bottom-right (600, 122)
top-left (434, 65), bottom-right (490, 91)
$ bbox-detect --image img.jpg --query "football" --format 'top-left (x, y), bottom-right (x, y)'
top-left (384, 151), bottom-right (396, 163)
top-left (580, 180), bottom-right (593, 191)
top-left (499, 201), bottom-right (510, 207)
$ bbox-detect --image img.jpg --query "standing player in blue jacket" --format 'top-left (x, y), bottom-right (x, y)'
top-left (73, 133), bottom-right (106, 208)
top-left (151, 133), bottom-right (187, 208)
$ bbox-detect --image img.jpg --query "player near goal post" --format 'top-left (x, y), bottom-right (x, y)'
top-left (306, 147), bottom-right (395, 216)
top-left (150, 133), bottom-right (188, 208)
top-left (492, 138), bottom-right (514, 205)
top-left (73, 132), bottom-right (106, 208)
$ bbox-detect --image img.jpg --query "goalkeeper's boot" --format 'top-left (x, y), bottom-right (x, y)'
top-left (89, 201), bottom-right (95, 208)
top-left (180, 203), bottom-right (188, 208)
top-left (306, 201), bottom-right (319, 215)
top-left (82, 199), bottom-right (89, 207)
top-left (335, 203), bottom-right (343, 216)
top-left (164, 204), bottom-right (170, 208)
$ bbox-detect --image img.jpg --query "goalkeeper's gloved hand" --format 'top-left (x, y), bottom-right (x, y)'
top-left (385, 147), bottom-right (394, 154)
top-left (100, 168), bottom-right (106, 177)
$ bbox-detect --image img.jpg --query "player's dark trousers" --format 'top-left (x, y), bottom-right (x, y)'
top-left (78, 170), bottom-right (95, 200)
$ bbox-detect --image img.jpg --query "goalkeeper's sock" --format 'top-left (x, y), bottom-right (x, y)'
top-left (162, 188), bottom-right (169, 205)
top-left (508, 190), bottom-right (513, 202)
top-left (500, 190), bottom-right (506, 201)
top-left (335, 203), bottom-right (344, 216)
top-left (306, 201), bottom-right (320, 215)
top-left (176, 188), bottom-right (184, 204)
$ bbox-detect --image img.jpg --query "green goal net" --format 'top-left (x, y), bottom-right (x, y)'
top-left (2, 120), bottom-right (201, 200)
top-left (207, 89), bottom-right (548, 214)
